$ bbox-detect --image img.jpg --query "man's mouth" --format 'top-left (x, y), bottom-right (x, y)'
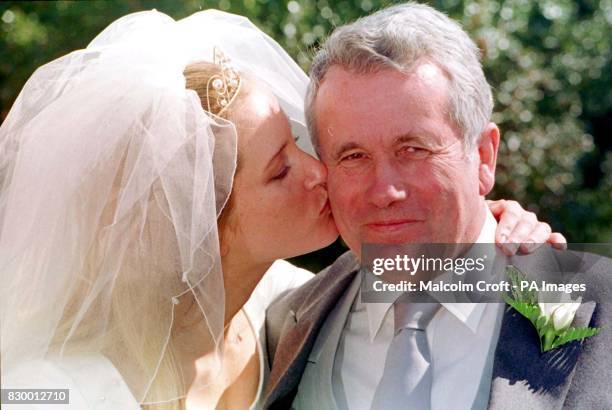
top-left (365, 219), bottom-right (422, 232)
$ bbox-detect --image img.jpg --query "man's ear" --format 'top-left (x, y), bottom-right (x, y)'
top-left (477, 122), bottom-right (500, 196)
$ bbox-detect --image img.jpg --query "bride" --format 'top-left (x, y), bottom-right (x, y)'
top-left (0, 9), bottom-right (564, 410)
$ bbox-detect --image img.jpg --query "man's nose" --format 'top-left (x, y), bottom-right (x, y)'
top-left (367, 163), bottom-right (407, 208)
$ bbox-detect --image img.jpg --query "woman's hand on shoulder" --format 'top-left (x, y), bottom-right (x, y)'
top-left (487, 199), bottom-right (567, 256)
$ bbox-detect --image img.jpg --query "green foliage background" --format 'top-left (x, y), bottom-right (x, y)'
top-left (1, 1), bottom-right (610, 270)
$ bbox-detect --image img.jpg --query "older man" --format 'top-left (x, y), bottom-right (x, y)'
top-left (264, 3), bottom-right (611, 410)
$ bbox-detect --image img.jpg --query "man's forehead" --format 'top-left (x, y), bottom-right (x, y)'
top-left (314, 62), bottom-right (455, 156)
top-left (315, 62), bottom-right (450, 118)
top-left (319, 60), bottom-right (448, 89)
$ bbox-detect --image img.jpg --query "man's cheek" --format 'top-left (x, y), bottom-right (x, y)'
top-left (326, 168), bottom-right (343, 189)
top-left (331, 202), bottom-right (359, 231)
top-left (328, 178), bottom-right (358, 207)
top-left (423, 158), bottom-right (467, 190)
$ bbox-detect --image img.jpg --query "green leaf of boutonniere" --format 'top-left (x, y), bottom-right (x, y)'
top-left (502, 295), bottom-right (539, 323)
top-left (506, 265), bottom-right (538, 305)
top-left (551, 326), bottom-right (601, 350)
top-left (504, 265), bottom-right (600, 353)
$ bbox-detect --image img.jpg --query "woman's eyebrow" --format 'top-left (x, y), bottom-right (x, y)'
top-left (264, 142), bottom-right (287, 172)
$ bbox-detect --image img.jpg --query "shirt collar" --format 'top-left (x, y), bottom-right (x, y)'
top-left (364, 205), bottom-right (498, 341)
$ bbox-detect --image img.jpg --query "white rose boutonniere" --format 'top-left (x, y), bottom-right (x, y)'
top-left (539, 296), bottom-right (582, 332)
top-left (503, 266), bottom-right (600, 353)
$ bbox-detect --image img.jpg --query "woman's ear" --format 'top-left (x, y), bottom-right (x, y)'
top-left (219, 238), bottom-right (230, 257)
top-left (218, 222), bottom-right (232, 257)
top-left (218, 206), bottom-right (236, 258)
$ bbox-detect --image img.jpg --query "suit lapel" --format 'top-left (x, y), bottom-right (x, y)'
top-left (487, 300), bottom-right (596, 409)
top-left (264, 253), bottom-right (360, 409)
top-left (302, 271), bottom-right (362, 410)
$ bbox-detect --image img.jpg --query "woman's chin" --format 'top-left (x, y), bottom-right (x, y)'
top-left (268, 215), bottom-right (339, 260)
top-left (304, 227), bottom-right (340, 255)
top-left (319, 230), bottom-right (340, 249)
top-left (283, 229), bottom-right (340, 260)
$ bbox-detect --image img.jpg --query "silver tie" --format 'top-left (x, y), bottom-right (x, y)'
top-left (370, 300), bottom-right (440, 410)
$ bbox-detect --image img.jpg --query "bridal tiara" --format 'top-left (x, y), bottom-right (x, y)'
top-left (206, 47), bottom-right (242, 116)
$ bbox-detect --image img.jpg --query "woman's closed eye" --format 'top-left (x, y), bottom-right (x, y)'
top-left (271, 165), bottom-right (291, 181)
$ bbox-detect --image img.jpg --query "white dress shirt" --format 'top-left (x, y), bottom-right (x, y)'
top-left (334, 208), bottom-right (506, 410)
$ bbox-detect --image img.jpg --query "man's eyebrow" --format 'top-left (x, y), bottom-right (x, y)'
top-left (332, 142), bottom-right (361, 160)
top-left (394, 133), bottom-right (429, 144)
top-left (396, 133), bottom-right (444, 148)
top-left (330, 134), bottom-right (431, 160)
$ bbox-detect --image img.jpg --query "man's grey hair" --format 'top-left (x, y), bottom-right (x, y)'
top-left (306, 2), bottom-right (493, 153)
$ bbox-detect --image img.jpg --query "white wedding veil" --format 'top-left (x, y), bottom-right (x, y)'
top-left (0, 9), bottom-right (311, 405)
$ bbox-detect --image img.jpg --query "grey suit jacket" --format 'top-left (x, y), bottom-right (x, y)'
top-left (264, 248), bottom-right (612, 410)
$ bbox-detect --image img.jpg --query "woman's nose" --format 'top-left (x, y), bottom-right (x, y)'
top-left (303, 154), bottom-right (327, 191)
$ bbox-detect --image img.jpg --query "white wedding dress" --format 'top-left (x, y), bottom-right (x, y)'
top-left (2, 260), bottom-right (313, 410)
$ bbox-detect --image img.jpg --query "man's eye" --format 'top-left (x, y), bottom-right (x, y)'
top-left (402, 146), bottom-right (421, 153)
top-left (399, 146), bottom-right (429, 157)
top-left (272, 166), bottom-right (290, 181)
top-left (341, 152), bottom-right (365, 162)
